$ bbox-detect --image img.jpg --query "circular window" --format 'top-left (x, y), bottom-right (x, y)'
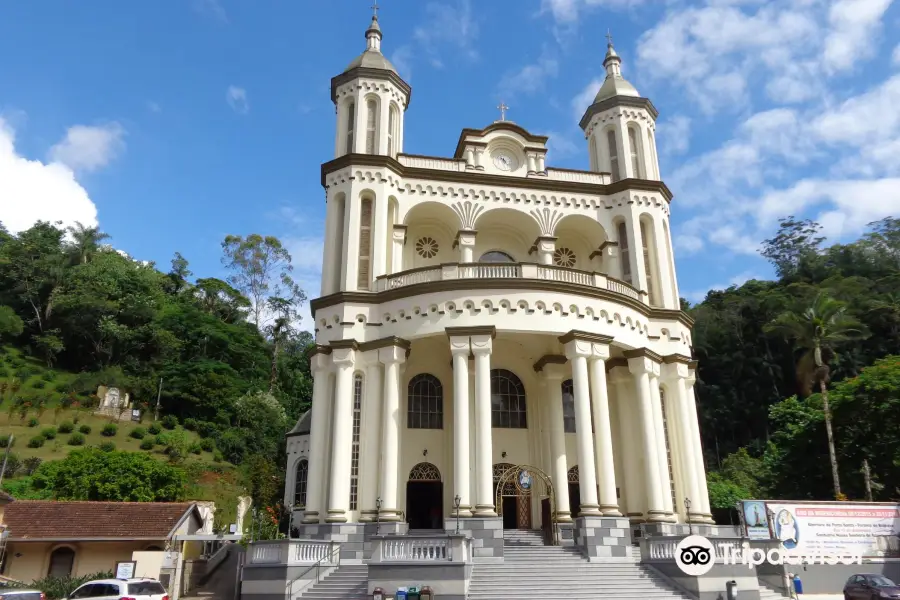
top-left (553, 247), bottom-right (576, 268)
top-left (415, 237), bottom-right (439, 258)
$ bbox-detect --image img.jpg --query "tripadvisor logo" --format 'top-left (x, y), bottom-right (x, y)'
top-left (675, 535), bottom-right (716, 576)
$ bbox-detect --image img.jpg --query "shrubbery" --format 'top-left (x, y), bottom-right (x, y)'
top-left (148, 422), bottom-right (161, 435)
top-left (161, 414), bottom-right (178, 430)
top-left (67, 432), bottom-right (85, 446)
top-left (78, 424), bottom-right (92, 435)
top-left (28, 435), bottom-right (45, 448)
top-left (41, 427), bottom-right (57, 440)
top-left (58, 421), bottom-right (74, 434)
top-left (139, 439), bottom-right (154, 450)
top-left (26, 417), bottom-right (39, 427)
top-left (98, 441), bottom-right (116, 452)
top-left (130, 427), bottom-right (146, 440)
top-left (101, 423), bottom-right (118, 437)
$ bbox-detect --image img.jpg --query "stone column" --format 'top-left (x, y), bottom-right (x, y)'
top-left (449, 333), bottom-right (473, 517)
top-left (391, 225), bottom-right (407, 274)
top-left (302, 350), bottom-right (333, 524)
top-left (535, 236), bottom-right (556, 266)
top-left (686, 369), bottom-right (714, 522)
top-left (610, 367), bottom-right (643, 520)
top-left (456, 230), bottom-right (477, 264)
top-left (664, 358), bottom-right (704, 522)
top-left (472, 330), bottom-right (497, 517)
top-left (320, 197), bottom-right (339, 296)
top-left (359, 356), bottom-right (383, 521)
top-left (464, 146), bottom-right (475, 168)
top-left (326, 344), bottom-right (357, 523)
top-left (527, 154), bottom-right (537, 173)
top-left (649, 373), bottom-right (675, 517)
top-left (618, 116), bottom-right (634, 179)
top-left (588, 348), bottom-right (621, 516)
top-left (625, 213), bottom-right (648, 302)
top-left (372, 193), bottom-right (389, 281)
top-left (651, 216), bottom-right (675, 309)
top-left (542, 364), bottom-right (571, 522)
top-left (537, 154), bottom-right (546, 172)
top-left (378, 343), bottom-right (407, 521)
top-left (562, 339), bottom-right (601, 516)
top-left (627, 354), bottom-right (667, 521)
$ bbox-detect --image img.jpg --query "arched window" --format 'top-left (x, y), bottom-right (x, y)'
top-left (640, 220), bottom-right (658, 306)
top-left (407, 374), bottom-right (443, 429)
top-left (588, 134), bottom-right (598, 171)
top-left (349, 373), bottom-right (363, 510)
top-left (357, 197), bottom-right (373, 290)
top-left (387, 105), bottom-right (398, 156)
top-left (365, 99), bottom-right (377, 154)
top-left (345, 101), bottom-right (355, 155)
top-left (493, 462), bottom-right (517, 496)
top-left (48, 547), bottom-right (75, 578)
top-left (491, 369), bottom-right (527, 429)
top-left (617, 221), bottom-right (631, 284)
top-left (294, 459), bottom-right (309, 508)
top-left (479, 251), bottom-right (515, 263)
top-left (562, 379), bottom-right (576, 433)
top-left (628, 126), bottom-right (644, 178)
top-left (606, 129), bottom-right (620, 182)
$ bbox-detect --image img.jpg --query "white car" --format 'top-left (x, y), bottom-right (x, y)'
top-left (64, 579), bottom-right (167, 600)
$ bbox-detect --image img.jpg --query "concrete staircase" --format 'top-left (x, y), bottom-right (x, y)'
top-left (300, 565), bottom-right (368, 600)
top-left (759, 583), bottom-right (793, 599)
top-left (467, 530), bottom-right (692, 600)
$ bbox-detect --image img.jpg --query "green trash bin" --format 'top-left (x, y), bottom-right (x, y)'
top-left (407, 586), bottom-right (420, 600)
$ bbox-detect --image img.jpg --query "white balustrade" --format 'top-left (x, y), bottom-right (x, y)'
top-left (293, 540), bottom-right (338, 564)
top-left (249, 542), bottom-right (284, 564)
top-left (398, 155), bottom-right (467, 172)
top-left (538, 265), bottom-right (594, 286)
top-left (545, 168), bottom-right (610, 185)
top-left (248, 540), bottom-right (339, 566)
top-left (458, 263), bottom-right (521, 279)
top-left (606, 278), bottom-right (640, 300)
top-left (377, 267), bottom-right (443, 291)
top-left (380, 538), bottom-right (450, 562)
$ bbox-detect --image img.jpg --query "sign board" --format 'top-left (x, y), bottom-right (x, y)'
top-left (741, 500), bottom-right (771, 540)
top-left (161, 551), bottom-right (180, 569)
top-left (229, 523), bottom-right (238, 534)
top-left (749, 500), bottom-right (900, 557)
top-left (131, 409), bottom-right (141, 422)
top-left (115, 561), bottom-right (136, 579)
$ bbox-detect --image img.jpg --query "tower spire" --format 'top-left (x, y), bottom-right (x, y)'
top-left (366, 2), bottom-right (383, 52)
top-left (603, 29), bottom-right (622, 78)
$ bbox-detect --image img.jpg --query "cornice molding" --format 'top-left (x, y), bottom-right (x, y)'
top-left (605, 357), bottom-right (628, 371)
top-left (558, 330), bottom-right (615, 346)
top-left (331, 67), bottom-right (412, 107)
top-left (623, 348), bottom-right (664, 363)
top-left (662, 354), bottom-right (692, 365)
top-left (320, 154), bottom-right (674, 202)
top-left (453, 122), bottom-right (550, 158)
top-left (445, 326), bottom-right (497, 339)
top-left (579, 96), bottom-right (660, 130)
top-left (307, 344), bottom-right (333, 358)
top-left (329, 339), bottom-right (359, 351)
top-left (533, 354), bottom-right (568, 372)
top-left (358, 336), bottom-right (411, 353)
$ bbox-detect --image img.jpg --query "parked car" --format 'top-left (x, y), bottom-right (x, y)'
top-left (844, 573), bottom-right (900, 599)
top-left (0, 590), bottom-right (45, 600)
top-left (64, 579), bottom-right (167, 600)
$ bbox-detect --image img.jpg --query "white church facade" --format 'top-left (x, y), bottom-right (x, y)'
top-left (283, 11), bottom-right (714, 558)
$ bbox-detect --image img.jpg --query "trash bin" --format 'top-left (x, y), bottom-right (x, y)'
top-left (407, 585), bottom-right (420, 600)
top-left (726, 580), bottom-right (738, 600)
top-left (793, 575), bottom-right (803, 595)
top-left (396, 587), bottom-right (408, 600)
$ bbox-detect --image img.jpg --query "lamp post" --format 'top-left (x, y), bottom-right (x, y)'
top-left (375, 496), bottom-right (382, 536)
top-left (454, 494), bottom-right (462, 535)
top-left (684, 497), bottom-right (693, 535)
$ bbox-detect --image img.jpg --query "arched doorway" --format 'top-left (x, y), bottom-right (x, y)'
top-left (568, 466), bottom-right (580, 519)
top-left (406, 462), bottom-right (443, 530)
top-left (47, 546), bottom-right (75, 578)
top-left (494, 464), bottom-right (557, 544)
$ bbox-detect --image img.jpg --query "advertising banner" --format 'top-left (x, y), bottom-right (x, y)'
top-left (764, 501), bottom-right (900, 557)
top-left (741, 500), bottom-right (771, 540)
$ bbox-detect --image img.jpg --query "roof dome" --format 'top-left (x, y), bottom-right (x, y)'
top-left (288, 409), bottom-right (311, 436)
top-left (343, 14), bottom-right (398, 75)
top-left (592, 40), bottom-right (640, 102)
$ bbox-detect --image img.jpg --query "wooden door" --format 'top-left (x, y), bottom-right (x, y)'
top-left (516, 495), bottom-right (532, 529)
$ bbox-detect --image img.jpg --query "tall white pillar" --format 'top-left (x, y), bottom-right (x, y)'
top-left (320, 198), bottom-right (339, 296)
top-left (449, 334), bottom-right (473, 517)
top-left (391, 225), bottom-right (406, 274)
top-left (543, 365), bottom-right (571, 522)
top-left (378, 343), bottom-right (407, 521)
top-left (627, 355), bottom-right (667, 521)
top-left (653, 217), bottom-right (676, 309)
top-left (588, 349), bottom-right (621, 516)
top-left (302, 350), bottom-right (333, 524)
top-left (664, 359), bottom-right (704, 522)
top-left (649, 374), bottom-right (675, 517)
top-left (359, 356), bottom-right (383, 521)
top-left (472, 331), bottom-right (497, 517)
top-left (625, 213), bottom-right (649, 301)
top-left (611, 367), bottom-right (643, 520)
top-left (536, 236), bottom-right (556, 265)
top-left (563, 339), bottom-right (601, 516)
top-left (686, 370), bottom-right (713, 522)
top-left (372, 193), bottom-right (389, 281)
top-left (456, 231), bottom-right (476, 264)
top-left (326, 345), bottom-right (356, 523)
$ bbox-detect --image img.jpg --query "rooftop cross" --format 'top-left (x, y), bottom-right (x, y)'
top-left (606, 29), bottom-right (613, 47)
top-left (371, 1), bottom-right (379, 17)
top-left (497, 101), bottom-right (509, 121)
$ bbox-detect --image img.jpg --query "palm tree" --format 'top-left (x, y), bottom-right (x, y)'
top-left (765, 293), bottom-right (868, 499)
top-left (67, 221), bottom-right (111, 264)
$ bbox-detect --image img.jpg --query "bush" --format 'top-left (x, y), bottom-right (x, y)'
top-left (26, 417), bottom-right (39, 427)
top-left (148, 422), bottom-right (162, 435)
top-left (28, 435), bottom-right (45, 448)
top-left (1, 453), bottom-right (20, 477)
top-left (31, 379), bottom-right (46, 389)
top-left (41, 370), bottom-right (56, 382)
top-left (55, 381), bottom-right (70, 392)
top-left (200, 438), bottom-right (215, 452)
top-left (41, 427), bottom-right (57, 440)
top-left (213, 450), bottom-right (224, 463)
top-left (188, 442), bottom-right (202, 455)
top-left (23, 456), bottom-right (42, 475)
top-left (183, 417), bottom-right (198, 431)
top-left (0, 435), bottom-right (14, 448)
top-left (58, 421), bottom-right (74, 434)
top-left (196, 421), bottom-right (219, 439)
top-left (154, 433), bottom-right (169, 446)
top-left (30, 570), bottom-right (115, 600)
top-left (67, 432), bottom-right (85, 446)
top-left (216, 430), bottom-right (247, 464)
top-left (98, 441), bottom-right (116, 452)
top-left (130, 427), bottom-right (146, 440)
top-left (101, 423), bottom-right (118, 437)
top-left (139, 438), bottom-right (154, 450)
top-left (78, 424), bottom-right (92, 435)
top-left (161, 415), bottom-right (178, 430)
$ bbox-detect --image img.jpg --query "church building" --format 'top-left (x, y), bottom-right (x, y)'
top-left (284, 9), bottom-right (714, 559)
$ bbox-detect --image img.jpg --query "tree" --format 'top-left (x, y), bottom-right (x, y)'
top-left (66, 221), bottom-right (111, 264)
top-left (30, 448), bottom-right (186, 501)
top-left (0, 305), bottom-right (24, 339)
top-left (760, 216), bottom-right (824, 280)
top-left (220, 234), bottom-right (306, 328)
top-left (765, 293), bottom-right (869, 498)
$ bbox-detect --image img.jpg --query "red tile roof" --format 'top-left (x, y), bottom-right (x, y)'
top-left (3, 501), bottom-right (197, 541)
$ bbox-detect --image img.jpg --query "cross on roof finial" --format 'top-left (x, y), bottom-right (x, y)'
top-left (606, 29), bottom-right (614, 47)
top-left (371, 1), bottom-right (379, 17)
top-left (497, 101), bottom-right (509, 121)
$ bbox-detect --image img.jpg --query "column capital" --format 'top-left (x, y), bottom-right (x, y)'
top-left (533, 235), bottom-right (557, 251)
top-left (392, 224), bottom-right (408, 244)
top-left (627, 355), bottom-right (659, 377)
top-left (661, 360), bottom-right (690, 382)
top-left (310, 351), bottom-right (332, 374)
top-left (446, 326), bottom-right (496, 339)
top-left (378, 344), bottom-right (408, 365)
top-left (330, 340), bottom-right (358, 367)
top-left (448, 336), bottom-right (471, 356)
top-left (558, 330), bottom-right (614, 347)
top-left (359, 336), bottom-right (411, 354)
top-left (538, 362), bottom-right (568, 381)
top-left (686, 371), bottom-right (697, 387)
top-left (453, 229), bottom-right (477, 249)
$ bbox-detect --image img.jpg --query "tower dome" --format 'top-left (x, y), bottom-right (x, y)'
top-left (343, 14), bottom-right (399, 75)
top-left (592, 37), bottom-right (640, 102)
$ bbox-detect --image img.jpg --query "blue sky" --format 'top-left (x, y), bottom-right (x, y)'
top-left (1, 0), bottom-right (899, 331)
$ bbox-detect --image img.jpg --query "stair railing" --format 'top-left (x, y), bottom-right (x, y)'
top-left (286, 542), bottom-right (341, 596)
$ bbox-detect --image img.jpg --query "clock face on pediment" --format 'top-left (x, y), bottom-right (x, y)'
top-left (492, 152), bottom-right (518, 172)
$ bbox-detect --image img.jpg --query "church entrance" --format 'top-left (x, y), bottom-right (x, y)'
top-left (406, 463), bottom-right (443, 530)
top-left (494, 463), bottom-right (557, 543)
top-left (568, 465), bottom-right (581, 519)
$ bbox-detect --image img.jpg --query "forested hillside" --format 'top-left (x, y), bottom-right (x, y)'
top-left (692, 217), bottom-right (900, 506)
top-left (0, 220), bottom-right (315, 517)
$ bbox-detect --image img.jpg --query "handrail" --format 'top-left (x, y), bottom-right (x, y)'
top-left (287, 543), bottom-right (341, 593)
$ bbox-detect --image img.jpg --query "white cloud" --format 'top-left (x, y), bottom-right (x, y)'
top-left (413, 0), bottom-right (479, 64)
top-left (571, 77), bottom-right (603, 121)
top-left (656, 115), bottom-right (692, 156)
top-left (683, 270), bottom-right (763, 303)
top-left (147, 101), bottom-right (162, 114)
top-left (540, 0), bottom-right (646, 25)
top-left (544, 130), bottom-right (581, 160)
top-left (0, 117), bottom-right (98, 234)
top-left (822, 0), bottom-right (893, 73)
top-left (674, 233), bottom-right (704, 254)
top-left (497, 50), bottom-right (559, 98)
top-left (226, 86), bottom-right (249, 114)
top-left (192, 0), bottom-right (228, 23)
top-left (48, 123), bottom-right (125, 173)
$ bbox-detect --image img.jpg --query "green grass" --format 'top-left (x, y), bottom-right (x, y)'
top-left (0, 347), bottom-right (83, 404)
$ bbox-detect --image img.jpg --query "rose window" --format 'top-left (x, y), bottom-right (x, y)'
top-left (553, 247), bottom-right (576, 268)
top-left (415, 237), bottom-right (439, 258)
